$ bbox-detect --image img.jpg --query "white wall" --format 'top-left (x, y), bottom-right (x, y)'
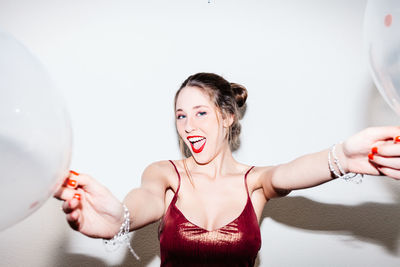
top-left (1, 0), bottom-right (400, 266)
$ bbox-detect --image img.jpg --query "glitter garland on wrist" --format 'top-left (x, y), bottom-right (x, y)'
top-left (328, 144), bottom-right (363, 184)
top-left (103, 204), bottom-right (140, 260)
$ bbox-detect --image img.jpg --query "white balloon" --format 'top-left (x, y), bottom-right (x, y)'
top-left (364, 0), bottom-right (400, 116)
top-left (0, 30), bottom-right (72, 231)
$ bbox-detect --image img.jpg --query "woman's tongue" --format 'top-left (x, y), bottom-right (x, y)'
top-left (193, 139), bottom-right (206, 150)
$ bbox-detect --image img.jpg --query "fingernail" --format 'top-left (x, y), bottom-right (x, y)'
top-left (368, 153), bottom-right (374, 160)
top-left (395, 136), bottom-right (400, 143)
top-left (371, 147), bottom-right (378, 154)
top-left (70, 170), bottom-right (79, 176)
top-left (67, 179), bottom-right (77, 188)
top-left (73, 193), bottom-right (81, 201)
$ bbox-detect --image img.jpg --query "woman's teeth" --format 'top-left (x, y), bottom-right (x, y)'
top-left (188, 137), bottom-right (205, 143)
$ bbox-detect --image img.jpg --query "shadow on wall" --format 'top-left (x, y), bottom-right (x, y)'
top-left (262, 195), bottom-right (400, 255)
top-left (119, 223), bottom-right (161, 266)
top-left (54, 222), bottom-right (160, 267)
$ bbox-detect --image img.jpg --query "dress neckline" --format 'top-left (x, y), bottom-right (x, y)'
top-left (171, 194), bottom-right (251, 232)
top-left (167, 161), bottom-right (255, 232)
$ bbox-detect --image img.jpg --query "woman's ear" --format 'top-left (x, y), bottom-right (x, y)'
top-left (223, 113), bottom-right (234, 128)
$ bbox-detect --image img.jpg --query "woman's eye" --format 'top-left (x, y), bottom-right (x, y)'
top-left (197, 111), bottom-right (207, 117)
top-left (176, 114), bottom-right (186, 120)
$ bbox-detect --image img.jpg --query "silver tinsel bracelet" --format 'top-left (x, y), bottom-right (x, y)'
top-left (103, 204), bottom-right (140, 260)
top-left (329, 144), bottom-right (364, 184)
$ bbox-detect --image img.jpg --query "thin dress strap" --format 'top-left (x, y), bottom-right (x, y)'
top-left (168, 161), bottom-right (253, 199)
top-left (168, 160), bottom-right (181, 197)
top-left (244, 166), bottom-right (255, 197)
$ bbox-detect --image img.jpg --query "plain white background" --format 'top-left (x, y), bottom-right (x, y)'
top-left (1, 0), bottom-right (400, 266)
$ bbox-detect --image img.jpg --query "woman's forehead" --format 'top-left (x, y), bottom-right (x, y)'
top-left (175, 86), bottom-right (214, 110)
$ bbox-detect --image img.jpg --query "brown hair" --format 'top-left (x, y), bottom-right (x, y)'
top-left (174, 72), bottom-right (248, 158)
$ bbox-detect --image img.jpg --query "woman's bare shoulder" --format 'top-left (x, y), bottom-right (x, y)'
top-left (248, 165), bottom-right (278, 188)
top-left (141, 160), bottom-right (179, 188)
top-left (252, 164), bottom-right (289, 199)
top-left (144, 160), bottom-right (173, 170)
top-left (251, 165), bottom-right (276, 178)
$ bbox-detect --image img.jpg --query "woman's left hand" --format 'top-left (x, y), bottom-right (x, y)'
top-left (342, 126), bottom-right (400, 179)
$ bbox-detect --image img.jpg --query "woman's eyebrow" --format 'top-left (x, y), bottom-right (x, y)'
top-left (193, 105), bottom-right (209, 109)
top-left (175, 105), bottom-right (209, 112)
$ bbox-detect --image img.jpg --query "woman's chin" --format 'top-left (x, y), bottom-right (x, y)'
top-left (191, 153), bottom-right (212, 165)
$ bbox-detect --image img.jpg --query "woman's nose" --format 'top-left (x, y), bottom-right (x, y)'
top-left (184, 117), bottom-right (196, 133)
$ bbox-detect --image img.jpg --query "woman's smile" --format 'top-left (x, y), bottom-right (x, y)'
top-left (187, 136), bottom-right (207, 153)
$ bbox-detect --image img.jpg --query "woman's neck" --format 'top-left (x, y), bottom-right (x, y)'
top-left (187, 144), bottom-right (238, 179)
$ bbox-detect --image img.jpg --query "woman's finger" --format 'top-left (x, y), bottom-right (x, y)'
top-left (66, 210), bottom-right (81, 231)
top-left (370, 142), bottom-right (400, 157)
top-left (369, 154), bottom-right (400, 170)
top-left (54, 170), bottom-right (97, 199)
top-left (54, 187), bottom-right (79, 201)
top-left (62, 170), bottom-right (94, 188)
top-left (376, 166), bottom-right (400, 180)
top-left (62, 196), bottom-right (81, 214)
top-left (363, 126), bottom-right (400, 142)
top-left (67, 171), bottom-right (98, 193)
top-left (62, 178), bottom-right (78, 189)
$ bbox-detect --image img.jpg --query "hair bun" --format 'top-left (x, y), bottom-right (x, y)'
top-left (230, 83), bottom-right (248, 108)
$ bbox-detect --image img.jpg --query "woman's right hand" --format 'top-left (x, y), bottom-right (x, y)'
top-left (54, 171), bottom-right (125, 239)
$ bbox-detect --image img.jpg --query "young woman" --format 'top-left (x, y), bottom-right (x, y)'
top-left (54, 73), bottom-right (400, 266)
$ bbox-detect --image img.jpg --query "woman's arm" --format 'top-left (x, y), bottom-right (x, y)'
top-left (123, 160), bottom-right (172, 231)
top-left (261, 126), bottom-right (400, 199)
top-left (270, 146), bottom-right (340, 191)
top-left (54, 160), bottom-right (173, 239)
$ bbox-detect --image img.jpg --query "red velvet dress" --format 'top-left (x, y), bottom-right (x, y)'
top-left (158, 160), bottom-right (261, 267)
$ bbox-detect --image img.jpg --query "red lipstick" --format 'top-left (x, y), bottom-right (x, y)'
top-left (187, 135), bottom-right (207, 153)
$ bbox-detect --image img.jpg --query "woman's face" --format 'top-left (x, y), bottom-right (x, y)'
top-left (175, 86), bottom-right (232, 164)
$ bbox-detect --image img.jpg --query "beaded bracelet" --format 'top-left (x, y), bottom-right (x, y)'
top-left (328, 144), bottom-right (363, 184)
top-left (103, 204), bottom-right (140, 260)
